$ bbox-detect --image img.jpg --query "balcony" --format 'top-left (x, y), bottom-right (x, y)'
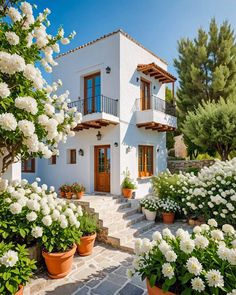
top-left (135, 95), bottom-right (177, 132)
top-left (68, 95), bottom-right (119, 130)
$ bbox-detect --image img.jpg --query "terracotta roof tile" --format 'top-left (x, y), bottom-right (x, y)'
top-left (56, 29), bottom-right (167, 65)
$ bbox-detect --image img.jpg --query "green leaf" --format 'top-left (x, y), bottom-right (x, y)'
top-left (181, 288), bottom-right (192, 295)
top-left (149, 274), bottom-right (157, 287)
top-left (181, 272), bottom-right (193, 284)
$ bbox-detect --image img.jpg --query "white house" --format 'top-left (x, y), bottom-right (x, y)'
top-left (22, 29), bottom-right (177, 198)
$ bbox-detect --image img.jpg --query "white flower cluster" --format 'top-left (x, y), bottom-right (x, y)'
top-left (140, 196), bottom-right (159, 212)
top-left (0, 2), bottom-right (80, 162)
top-left (180, 159), bottom-right (236, 224)
top-left (156, 197), bottom-right (181, 213)
top-left (128, 220), bottom-right (236, 293)
top-left (0, 177), bottom-right (83, 239)
top-left (0, 250), bottom-right (18, 267)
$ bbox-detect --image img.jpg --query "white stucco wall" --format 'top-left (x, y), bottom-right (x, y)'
top-left (25, 31), bottom-right (171, 197)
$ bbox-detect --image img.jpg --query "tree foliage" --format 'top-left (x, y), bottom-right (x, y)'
top-left (0, 1), bottom-right (80, 175)
top-left (182, 98), bottom-right (236, 161)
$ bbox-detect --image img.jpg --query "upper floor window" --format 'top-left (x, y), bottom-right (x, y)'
top-left (84, 72), bottom-right (101, 114)
top-left (49, 155), bottom-right (57, 165)
top-left (68, 149), bottom-right (76, 164)
top-left (22, 158), bottom-right (35, 173)
top-left (140, 79), bottom-right (151, 110)
top-left (138, 145), bottom-right (153, 177)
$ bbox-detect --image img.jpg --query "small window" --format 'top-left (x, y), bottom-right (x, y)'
top-left (68, 149), bottom-right (76, 164)
top-left (49, 155), bottom-right (57, 165)
top-left (138, 145), bottom-right (153, 177)
top-left (22, 159), bottom-right (35, 173)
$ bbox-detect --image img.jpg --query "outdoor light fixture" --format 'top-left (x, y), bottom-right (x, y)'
top-left (153, 85), bottom-right (156, 90)
top-left (96, 131), bottom-right (102, 141)
top-left (114, 142), bottom-right (118, 147)
top-left (156, 147), bottom-right (160, 153)
top-left (78, 149), bottom-right (84, 156)
top-left (126, 146), bottom-right (132, 153)
top-left (106, 66), bottom-right (111, 74)
top-left (136, 77), bottom-right (139, 82)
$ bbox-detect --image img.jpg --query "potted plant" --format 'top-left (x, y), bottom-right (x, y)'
top-left (39, 202), bottom-right (82, 278)
top-left (59, 184), bottom-right (68, 198)
top-left (139, 198), bottom-right (146, 214)
top-left (72, 183), bottom-right (85, 199)
top-left (64, 184), bottom-right (73, 199)
top-left (158, 198), bottom-right (180, 224)
top-left (122, 169), bottom-right (137, 199)
top-left (77, 212), bottom-right (98, 256)
top-left (0, 242), bottom-right (36, 295)
top-left (143, 199), bottom-right (158, 221)
top-left (127, 221), bottom-right (236, 294)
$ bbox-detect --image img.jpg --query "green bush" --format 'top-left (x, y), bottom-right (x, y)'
top-left (79, 212), bottom-right (98, 237)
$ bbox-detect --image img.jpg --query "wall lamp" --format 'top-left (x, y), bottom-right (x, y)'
top-left (114, 142), bottom-right (119, 147)
top-left (96, 131), bottom-right (102, 141)
top-left (106, 66), bottom-right (111, 74)
top-left (136, 77), bottom-right (139, 82)
top-left (78, 149), bottom-right (84, 156)
top-left (156, 147), bottom-right (160, 153)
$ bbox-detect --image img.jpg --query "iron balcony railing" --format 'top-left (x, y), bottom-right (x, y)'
top-left (136, 95), bottom-right (176, 116)
top-left (68, 95), bottom-right (118, 117)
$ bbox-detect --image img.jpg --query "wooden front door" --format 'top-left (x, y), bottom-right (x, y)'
top-left (84, 73), bottom-right (101, 115)
top-left (140, 79), bottom-right (151, 110)
top-left (94, 145), bottom-right (110, 192)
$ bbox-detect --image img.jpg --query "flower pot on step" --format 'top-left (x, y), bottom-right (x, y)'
top-left (15, 285), bottom-right (23, 295)
top-left (77, 233), bottom-right (96, 256)
top-left (42, 245), bottom-right (76, 279)
top-left (65, 192), bottom-right (72, 199)
top-left (146, 280), bottom-right (176, 295)
top-left (145, 209), bottom-right (157, 221)
top-left (75, 191), bottom-right (84, 199)
top-left (122, 188), bottom-right (133, 199)
top-left (162, 212), bottom-right (175, 224)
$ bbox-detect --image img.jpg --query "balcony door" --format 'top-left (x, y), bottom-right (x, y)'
top-left (94, 145), bottom-right (110, 192)
top-left (84, 73), bottom-right (101, 115)
top-left (140, 79), bottom-right (151, 110)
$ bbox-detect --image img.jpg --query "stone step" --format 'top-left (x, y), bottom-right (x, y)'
top-left (92, 201), bottom-right (131, 212)
top-left (107, 219), bottom-right (156, 246)
top-left (103, 213), bottom-right (146, 233)
top-left (98, 206), bottom-right (138, 220)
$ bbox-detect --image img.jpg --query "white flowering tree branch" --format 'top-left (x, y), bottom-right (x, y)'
top-left (0, 1), bottom-right (81, 176)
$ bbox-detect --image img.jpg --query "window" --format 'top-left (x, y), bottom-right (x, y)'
top-left (49, 155), bottom-right (57, 165)
top-left (138, 145), bottom-right (153, 177)
top-left (22, 159), bottom-right (35, 173)
top-left (68, 149), bottom-right (76, 164)
top-left (84, 72), bottom-right (101, 114)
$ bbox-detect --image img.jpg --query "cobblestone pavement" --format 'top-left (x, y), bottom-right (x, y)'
top-left (25, 222), bottom-right (192, 295)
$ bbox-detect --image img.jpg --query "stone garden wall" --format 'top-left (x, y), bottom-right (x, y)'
top-left (168, 159), bottom-right (215, 173)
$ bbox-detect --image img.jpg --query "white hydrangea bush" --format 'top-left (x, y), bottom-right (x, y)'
top-left (0, 1), bottom-right (81, 174)
top-left (0, 178), bottom-right (83, 252)
top-left (181, 159), bottom-right (236, 226)
top-left (127, 220), bottom-right (236, 294)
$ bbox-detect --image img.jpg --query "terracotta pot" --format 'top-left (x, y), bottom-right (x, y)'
top-left (122, 188), bottom-right (133, 199)
top-left (60, 191), bottom-right (65, 198)
top-left (15, 285), bottom-right (23, 295)
top-left (162, 212), bottom-right (175, 224)
top-left (146, 280), bottom-right (176, 295)
top-left (145, 209), bottom-right (157, 221)
top-left (75, 191), bottom-right (84, 199)
top-left (42, 245), bottom-right (76, 279)
top-left (65, 191), bottom-right (72, 199)
top-left (77, 233), bottom-right (96, 256)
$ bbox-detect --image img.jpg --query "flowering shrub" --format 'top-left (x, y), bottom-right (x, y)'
top-left (0, 1), bottom-right (81, 174)
top-left (152, 171), bottom-right (185, 204)
top-left (0, 241), bottom-right (36, 294)
top-left (72, 183), bottom-right (85, 193)
top-left (127, 220), bottom-right (236, 294)
top-left (157, 198), bottom-right (181, 213)
top-left (0, 178), bottom-right (83, 252)
top-left (141, 198), bottom-right (159, 212)
top-left (181, 159), bottom-right (236, 226)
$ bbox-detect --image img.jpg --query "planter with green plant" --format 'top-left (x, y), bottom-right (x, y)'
top-left (0, 242), bottom-right (36, 295)
top-left (158, 198), bottom-right (181, 224)
top-left (142, 198), bottom-right (159, 221)
top-left (77, 212), bottom-right (98, 256)
top-left (59, 184), bottom-right (69, 198)
top-left (121, 169), bottom-right (137, 199)
top-left (72, 183), bottom-right (85, 199)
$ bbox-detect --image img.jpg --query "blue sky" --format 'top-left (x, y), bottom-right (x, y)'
top-left (33, 0), bottom-right (236, 80)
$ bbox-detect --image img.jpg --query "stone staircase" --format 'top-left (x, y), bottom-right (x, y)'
top-left (72, 194), bottom-right (156, 253)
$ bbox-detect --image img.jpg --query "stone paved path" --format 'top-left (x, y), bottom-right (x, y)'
top-left (25, 221), bottom-right (192, 295)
